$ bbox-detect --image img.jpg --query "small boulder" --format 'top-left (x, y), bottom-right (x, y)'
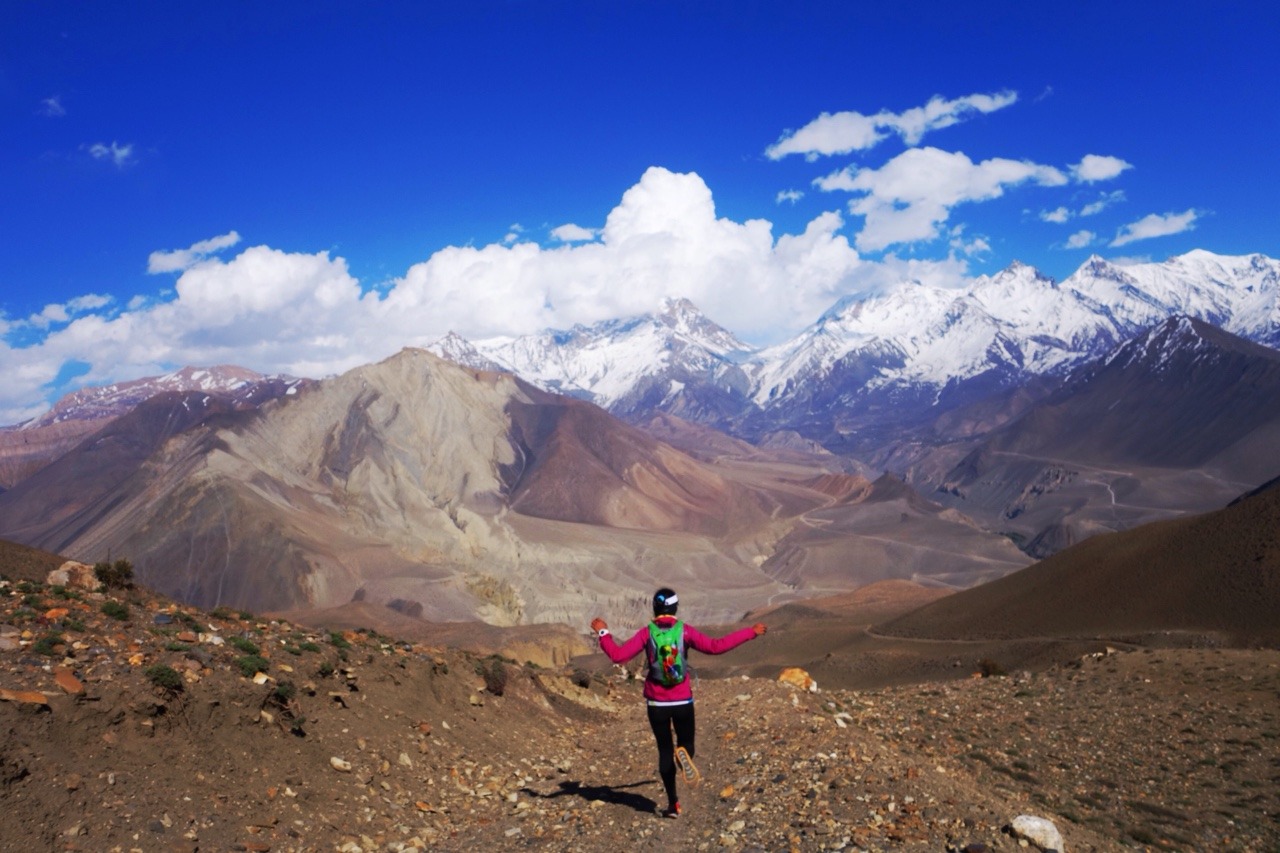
top-left (778, 667), bottom-right (818, 692)
top-left (1010, 814), bottom-right (1065, 852)
top-left (46, 561), bottom-right (101, 592)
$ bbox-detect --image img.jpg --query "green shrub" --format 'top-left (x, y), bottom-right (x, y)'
top-left (145, 664), bottom-right (184, 692)
top-left (229, 636), bottom-right (260, 655)
top-left (273, 681), bottom-right (297, 703)
top-left (328, 631), bottom-right (352, 650)
top-left (480, 658), bottom-right (508, 696)
top-left (165, 642), bottom-right (191, 652)
top-left (32, 632), bottom-right (64, 656)
top-left (93, 559), bottom-right (135, 590)
top-left (299, 641), bottom-right (321, 653)
top-left (63, 617), bottom-right (86, 632)
top-left (317, 662), bottom-right (335, 678)
top-left (101, 600), bottom-right (129, 621)
top-left (23, 594), bottom-right (42, 608)
top-left (236, 655), bottom-right (270, 677)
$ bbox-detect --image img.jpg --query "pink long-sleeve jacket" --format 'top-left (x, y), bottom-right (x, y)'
top-left (597, 614), bottom-right (758, 705)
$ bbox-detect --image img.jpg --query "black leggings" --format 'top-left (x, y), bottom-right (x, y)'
top-left (647, 702), bottom-right (695, 808)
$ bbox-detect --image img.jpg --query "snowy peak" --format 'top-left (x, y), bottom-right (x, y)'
top-left (657, 297), bottom-right (752, 356)
top-left (426, 300), bottom-right (753, 410)
top-left (24, 365), bottom-right (307, 430)
top-left (426, 333), bottom-right (510, 374)
top-left (1103, 314), bottom-right (1280, 374)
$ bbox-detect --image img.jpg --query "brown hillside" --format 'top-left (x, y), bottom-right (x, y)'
top-left (877, 481), bottom-right (1280, 642)
top-left (0, 538), bottom-right (68, 584)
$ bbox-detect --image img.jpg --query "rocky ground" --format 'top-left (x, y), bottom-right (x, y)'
top-left (2, 566), bottom-right (1278, 852)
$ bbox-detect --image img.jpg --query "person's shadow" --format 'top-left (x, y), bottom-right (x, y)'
top-left (521, 779), bottom-right (658, 814)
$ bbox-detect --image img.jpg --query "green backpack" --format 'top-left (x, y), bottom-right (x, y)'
top-left (647, 620), bottom-right (687, 687)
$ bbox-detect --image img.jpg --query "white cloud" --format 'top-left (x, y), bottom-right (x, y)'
top-left (22, 293), bottom-right (114, 330)
top-left (85, 141), bottom-right (137, 168)
top-left (766, 90), bottom-right (1018, 160)
top-left (1080, 190), bottom-right (1125, 216)
top-left (818, 147), bottom-right (1068, 252)
top-left (1110, 209), bottom-right (1199, 247)
top-left (1040, 207), bottom-right (1072, 224)
top-left (776, 189), bottom-right (804, 205)
top-left (148, 231), bottom-right (243, 273)
top-left (39, 96), bottom-right (66, 117)
top-left (1, 168), bottom-right (890, 423)
top-left (550, 223), bottom-right (597, 242)
top-left (1071, 154), bottom-right (1132, 183)
top-left (949, 228), bottom-right (992, 257)
top-left (1065, 230), bottom-right (1096, 249)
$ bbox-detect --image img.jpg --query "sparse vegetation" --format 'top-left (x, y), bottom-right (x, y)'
top-left (93, 558), bottom-right (135, 590)
top-left (101, 600), bottom-right (129, 621)
top-left (144, 664), bottom-right (184, 692)
top-left (235, 655), bottom-right (269, 677)
top-left (477, 657), bottom-right (508, 696)
top-left (32, 632), bottom-right (64, 656)
top-left (229, 636), bottom-right (260, 655)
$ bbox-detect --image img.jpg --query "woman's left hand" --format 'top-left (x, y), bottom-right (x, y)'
top-left (752, 623), bottom-right (767, 636)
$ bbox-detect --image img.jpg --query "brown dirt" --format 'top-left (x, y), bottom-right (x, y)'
top-left (3, 567), bottom-right (1278, 852)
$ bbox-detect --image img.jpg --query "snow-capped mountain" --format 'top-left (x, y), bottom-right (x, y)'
top-left (19, 365), bottom-right (308, 430)
top-left (427, 250), bottom-right (1278, 445)
top-left (428, 297), bottom-right (756, 423)
top-left (752, 251), bottom-right (1279, 410)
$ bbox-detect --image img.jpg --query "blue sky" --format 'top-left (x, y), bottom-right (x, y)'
top-left (2, 1), bottom-right (1277, 423)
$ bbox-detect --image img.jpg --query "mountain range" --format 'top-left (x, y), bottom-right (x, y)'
top-left (0, 249), bottom-right (1276, 629)
top-left (428, 250), bottom-right (1280, 447)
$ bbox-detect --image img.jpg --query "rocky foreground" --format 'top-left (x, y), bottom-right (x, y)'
top-left (2, 567), bottom-right (1278, 852)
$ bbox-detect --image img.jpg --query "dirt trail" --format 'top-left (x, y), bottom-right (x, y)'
top-left (3, 568), bottom-right (1279, 852)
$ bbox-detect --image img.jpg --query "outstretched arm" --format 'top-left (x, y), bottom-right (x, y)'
top-left (685, 622), bottom-right (764, 655)
top-left (590, 617), bottom-right (648, 664)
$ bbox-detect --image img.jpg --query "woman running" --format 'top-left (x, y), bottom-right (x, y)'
top-left (590, 587), bottom-right (766, 818)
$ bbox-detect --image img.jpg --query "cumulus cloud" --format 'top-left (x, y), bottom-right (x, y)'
top-left (1065, 230), bottom-right (1096, 249)
top-left (776, 189), bottom-right (804, 205)
top-left (1040, 207), bottom-right (1071, 224)
top-left (766, 91), bottom-right (1018, 160)
top-left (148, 231), bottom-right (243, 273)
top-left (1, 168), bottom-right (890, 423)
top-left (818, 147), bottom-right (1068, 252)
top-left (39, 96), bottom-right (66, 117)
top-left (550, 223), bottom-right (597, 242)
top-left (84, 141), bottom-right (136, 168)
top-left (1110, 209), bottom-right (1199, 247)
top-left (1071, 154), bottom-right (1132, 183)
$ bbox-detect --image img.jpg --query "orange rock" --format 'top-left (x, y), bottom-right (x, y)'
top-left (54, 668), bottom-right (84, 695)
top-left (44, 608), bottom-right (70, 621)
top-left (0, 688), bottom-right (49, 706)
top-left (45, 560), bottom-right (100, 592)
top-left (778, 667), bottom-right (818, 692)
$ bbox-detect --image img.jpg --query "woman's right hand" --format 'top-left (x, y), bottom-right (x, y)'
top-left (752, 623), bottom-right (767, 636)
top-left (590, 617), bottom-right (608, 633)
